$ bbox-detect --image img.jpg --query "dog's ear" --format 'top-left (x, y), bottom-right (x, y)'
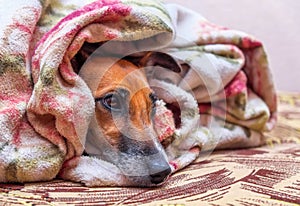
top-left (139, 52), bottom-right (181, 73)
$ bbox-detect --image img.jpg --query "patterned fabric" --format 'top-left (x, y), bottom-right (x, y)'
top-left (0, 0), bottom-right (277, 186)
top-left (0, 92), bottom-right (299, 205)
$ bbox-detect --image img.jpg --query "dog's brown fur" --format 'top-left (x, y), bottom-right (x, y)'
top-left (94, 59), bottom-right (153, 148)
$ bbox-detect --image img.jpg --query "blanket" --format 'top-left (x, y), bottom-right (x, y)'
top-left (0, 0), bottom-right (276, 186)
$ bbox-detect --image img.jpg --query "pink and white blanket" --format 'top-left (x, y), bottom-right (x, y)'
top-left (0, 0), bottom-right (276, 186)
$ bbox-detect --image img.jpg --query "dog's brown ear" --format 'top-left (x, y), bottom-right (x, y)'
top-left (139, 52), bottom-right (181, 73)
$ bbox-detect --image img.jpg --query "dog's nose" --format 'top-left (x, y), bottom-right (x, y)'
top-left (150, 168), bottom-right (171, 184)
top-left (149, 163), bottom-right (171, 185)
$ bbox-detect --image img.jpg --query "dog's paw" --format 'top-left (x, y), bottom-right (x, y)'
top-left (58, 156), bottom-right (128, 187)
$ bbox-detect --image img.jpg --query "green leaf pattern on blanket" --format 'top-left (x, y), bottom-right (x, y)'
top-left (40, 66), bottom-right (55, 86)
top-left (38, 0), bottom-right (82, 27)
top-left (0, 55), bottom-right (25, 76)
top-left (4, 145), bottom-right (64, 183)
top-left (123, 0), bottom-right (171, 20)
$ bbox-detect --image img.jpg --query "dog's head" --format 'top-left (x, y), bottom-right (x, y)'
top-left (79, 53), bottom-right (181, 186)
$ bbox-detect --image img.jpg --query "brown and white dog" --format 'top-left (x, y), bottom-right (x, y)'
top-left (79, 52), bottom-right (181, 186)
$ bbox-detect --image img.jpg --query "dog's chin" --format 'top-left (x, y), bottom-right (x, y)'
top-left (125, 175), bottom-right (169, 187)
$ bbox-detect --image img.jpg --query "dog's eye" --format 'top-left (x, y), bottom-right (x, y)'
top-left (98, 93), bottom-right (123, 112)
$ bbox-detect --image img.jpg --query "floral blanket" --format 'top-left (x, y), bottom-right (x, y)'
top-left (0, 0), bottom-right (276, 186)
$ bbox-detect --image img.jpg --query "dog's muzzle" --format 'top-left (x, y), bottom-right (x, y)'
top-left (118, 135), bottom-right (171, 185)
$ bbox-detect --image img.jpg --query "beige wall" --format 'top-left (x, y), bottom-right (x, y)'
top-left (165, 0), bottom-right (300, 92)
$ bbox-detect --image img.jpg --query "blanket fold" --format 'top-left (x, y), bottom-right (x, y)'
top-left (0, 0), bottom-right (277, 186)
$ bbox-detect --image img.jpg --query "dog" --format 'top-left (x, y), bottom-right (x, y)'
top-left (79, 52), bottom-right (181, 186)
